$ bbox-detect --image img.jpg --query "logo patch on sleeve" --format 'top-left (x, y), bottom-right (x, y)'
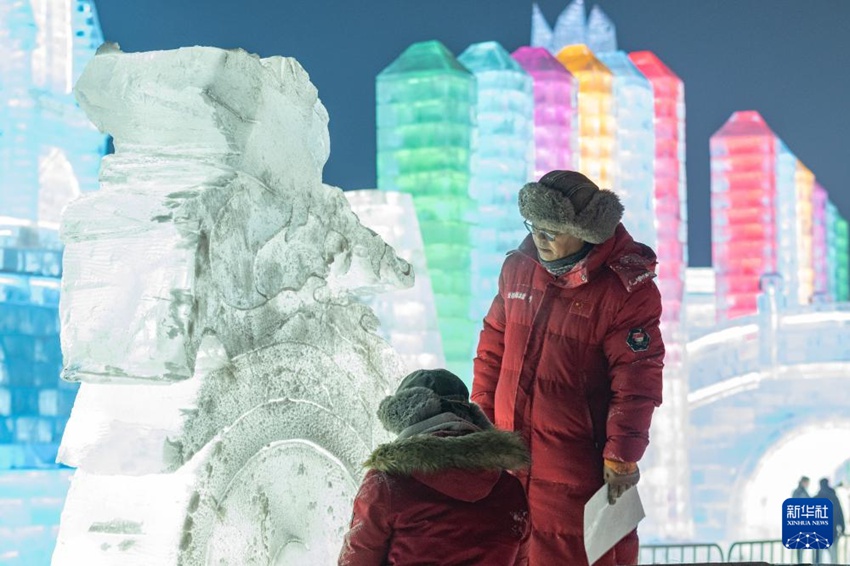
top-left (626, 328), bottom-right (650, 352)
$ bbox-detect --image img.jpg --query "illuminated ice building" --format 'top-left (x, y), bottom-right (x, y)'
top-left (0, 0), bottom-right (107, 562)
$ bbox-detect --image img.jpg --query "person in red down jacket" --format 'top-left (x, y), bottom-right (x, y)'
top-left (472, 170), bottom-right (665, 566)
top-left (338, 368), bottom-right (531, 566)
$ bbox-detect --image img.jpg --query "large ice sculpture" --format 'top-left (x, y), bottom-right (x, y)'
top-left (53, 45), bottom-right (413, 564)
top-left (376, 40), bottom-right (477, 383)
top-left (458, 41), bottom-right (534, 323)
top-left (344, 189), bottom-right (445, 372)
top-left (511, 46), bottom-right (578, 178)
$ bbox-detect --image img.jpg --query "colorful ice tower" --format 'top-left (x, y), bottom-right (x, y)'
top-left (629, 51), bottom-right (688, 325)
top-left (555, 44), bottom-right (615, 189)
top-left (775, 139), bottom-right (801, 307)
top-left (0, 0), bottom-right (106, 562)
top-left (376, 40), bottom-right (477, 382)
top-left (511, 46), bottom-right (578, 179)
top-left (710, 111), bottom-right (779, 320)
top-left (626, 49), bottom-right (692, 540)
top-left (828, 204), bottom-right (850, 302)
top-left (458, 41), bottom-right (535, 323)
top-left (597, 50), bottom-right (656, 248)
top-left (812, 183), bottom-right (829, 300)
top-left (794, 160), bottom-right (815, 305)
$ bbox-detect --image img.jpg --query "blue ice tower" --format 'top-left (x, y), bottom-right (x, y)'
top-left (596, 50), bottom-right (657, 249)
top-left (775, 139), bottom-right (801, 308)
top-left (0, 0), bottom-right (106, 562)
top-left (458, 41), bottom-right (535, 324)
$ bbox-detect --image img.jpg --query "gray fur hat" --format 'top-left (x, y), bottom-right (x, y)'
top-left (377, 369), bottom-right (490, 434)
top-left (518, 170), bottom-right (624, 244)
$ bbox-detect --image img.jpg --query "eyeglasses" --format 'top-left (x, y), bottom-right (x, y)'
top-left (523, 220), bottom-right (561, 242)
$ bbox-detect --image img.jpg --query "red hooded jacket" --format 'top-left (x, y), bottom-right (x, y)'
top-left (472, 224), bottom-right (664, 565)
top-left (338, 426), bottom-right (530, 566)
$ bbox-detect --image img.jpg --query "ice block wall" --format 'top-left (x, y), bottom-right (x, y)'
top-left (555, 44), bottom-right (615, 188)
top-left (710, 111), bottom-right (778, 321)
top-left (511, 46), bottom-right (578, 179)
top-left (376, 40), bottom-right (477, 383)
top-left (344, 189), bottom-right (445, 372)
top-left (0, 1), bottom-right (106, 562)
top-left (458, 41), bottom-right (534, 323)
top-left (52, 45), bottom-right (412, 565)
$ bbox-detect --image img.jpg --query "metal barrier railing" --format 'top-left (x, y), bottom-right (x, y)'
top-left (726, 539), bottom-right (802, 563)
top-left (639, 543), bottom-right (725, 564)
top-left (640, 536), bottom-right (849, 564)
top-left (727, 537), bottom-right (850, 564)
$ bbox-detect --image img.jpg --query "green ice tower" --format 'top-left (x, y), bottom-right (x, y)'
top-left (837, 216), bottom-right (850, 302)
top-left (377, 40), bottom-right (477, 384)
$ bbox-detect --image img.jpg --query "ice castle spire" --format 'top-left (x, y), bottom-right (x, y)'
top-left (531, 3), bottom-right (554, 51)
top-left (587, 4), bottom-right (617, 53)
top-left (552, 0), bottom-right (587, 52)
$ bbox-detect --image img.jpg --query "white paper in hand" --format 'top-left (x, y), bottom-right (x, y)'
top-left (584, 484), bottom-right (645, 565)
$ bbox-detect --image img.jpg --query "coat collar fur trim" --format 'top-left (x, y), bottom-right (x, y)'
top-left (364, 429), bottom-right (530, 476)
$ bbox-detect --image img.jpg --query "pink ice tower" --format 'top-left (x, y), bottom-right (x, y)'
top-left (628, 51), bottom-right (687, 329)
top-left (511, 46), bottom-right (578, 179)
top-left (812, 183), bottom-right (830, 300)
top-left (709, 111), bottom-right (779, 321)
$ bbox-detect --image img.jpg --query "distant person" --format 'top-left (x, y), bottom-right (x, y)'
top-left (793, 476), bottom-right (811, 498)
top-left (792, 476), bottom-right (812, 564)
top-left (338, 368), bottom-right (531, 566)
top-left (815, 478), bottom-right (845, 565)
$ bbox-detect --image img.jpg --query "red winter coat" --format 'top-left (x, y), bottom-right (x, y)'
top-left (338, 426), bottom-right (531, 566)
top-left (472, 224), bottom-right (664, 566)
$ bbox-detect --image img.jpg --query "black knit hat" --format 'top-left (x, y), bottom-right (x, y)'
top-left (377, 369), bottom-right (477, 434)
top-left (518, 170), bottom-right (624, 244)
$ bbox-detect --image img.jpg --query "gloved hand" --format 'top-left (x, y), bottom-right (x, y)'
top-left (603, 459), bottom-right (640, 505)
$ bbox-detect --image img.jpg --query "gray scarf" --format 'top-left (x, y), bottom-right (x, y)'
top-left (539, 242), bottom-right (594, 276)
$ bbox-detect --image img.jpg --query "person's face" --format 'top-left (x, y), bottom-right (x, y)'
top-left (524, 220), bottom-right (585, 261)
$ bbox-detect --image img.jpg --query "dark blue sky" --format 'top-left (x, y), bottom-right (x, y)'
top-left (92, 0), bottom-right (850, 267)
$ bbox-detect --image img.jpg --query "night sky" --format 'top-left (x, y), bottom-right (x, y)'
top-left (91, 0), bottom-right (850, 267)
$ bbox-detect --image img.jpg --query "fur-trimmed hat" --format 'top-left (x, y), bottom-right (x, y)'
top-left (518, 170), bottom-right (624, 244)
top-left (378, 369), bottom-right (489, 435)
